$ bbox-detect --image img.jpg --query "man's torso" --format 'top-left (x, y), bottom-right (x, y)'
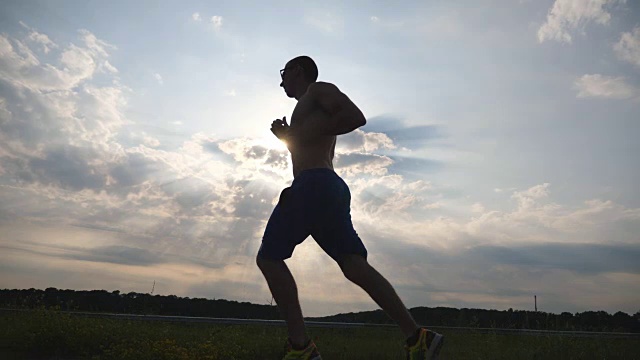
top-left (289, 84), bottom-right (336, 178)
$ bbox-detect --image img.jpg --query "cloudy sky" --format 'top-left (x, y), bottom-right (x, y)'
top-left (1, 0), bottom-right (639, 317)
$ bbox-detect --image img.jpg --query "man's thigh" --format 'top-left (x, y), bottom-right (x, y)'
top-left (258, 187), bottom-right (310, 261)
top-left (309, 180), bottom-right (368, 263)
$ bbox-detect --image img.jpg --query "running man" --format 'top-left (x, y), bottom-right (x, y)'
top-left (256, 56), bottom-right (444, 360)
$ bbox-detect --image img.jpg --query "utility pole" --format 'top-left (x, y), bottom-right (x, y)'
top-left (151, 280), bottom-right (155, 295)
top-left (534, 295), bottom-right (537, 312)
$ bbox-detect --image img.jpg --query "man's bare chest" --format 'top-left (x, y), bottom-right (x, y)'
top-left (290, 93), bottom-right (327, 127)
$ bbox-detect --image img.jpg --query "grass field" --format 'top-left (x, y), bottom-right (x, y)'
top-left (1, 309), bottom-right (639, 359)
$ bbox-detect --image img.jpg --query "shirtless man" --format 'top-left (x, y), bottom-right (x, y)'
top-left (256, 56), bottom-right (444, 360)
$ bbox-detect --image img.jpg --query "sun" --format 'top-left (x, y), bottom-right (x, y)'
top-left (257, 131), bottom-right (288, 152)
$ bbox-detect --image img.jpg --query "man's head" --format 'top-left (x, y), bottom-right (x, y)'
top-left (280, 55), bottom-right (318, 99)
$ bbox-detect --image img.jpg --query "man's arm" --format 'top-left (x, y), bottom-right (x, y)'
top-left (290, 82), bottom-right (366, 141)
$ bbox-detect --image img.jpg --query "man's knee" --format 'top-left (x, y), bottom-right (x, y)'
top-left (256, 253), bottom-right (282, 269)
top-left (256, 254), bottom-right (269, 268)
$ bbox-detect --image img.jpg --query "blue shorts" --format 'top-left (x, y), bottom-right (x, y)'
top-left (258, 168), bottom-right (368, 263)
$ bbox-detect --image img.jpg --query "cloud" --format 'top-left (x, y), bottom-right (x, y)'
top-left (192, 12), bottom-right (201, 22)
top-left (0, 29), bottom-right (116, 92)
top-left (337, 129), bottom-right (396, 153)
top-left (349, 175), bottom-right (434, 218)
top-left (211, 16), bottom-right (223, 31)
top-left (153, 73), bottom-right (163, 85)
top-left (19, 21), bottom-right (57, 54)
top-left (372, 237), bottom-right (640, 312)
top-left (574, 74), bottom-right (639, 99)
top-left (370, 16), bottom-right (379, 23)
top-left (66, 245), bottom-right (164, 266)
top-left (472, 203), bottom-right (485, 213)
top-left (28, 145), bottom-right (108, 191)
top-left (102, 60), bottom-right (118, 73)
top-left (537, 0), bottom-right (624, 43)
top-left (614, 26), bottom-right (640, 68)
top-left (363, 116), bottom-right (444, 151)
top-left (356, 181), bottom-right (640, 255)
top-left (386, 156), bottom-right (442, 178)
top-left (140, 132), bottom-right (160, 148)
top-left (469, 185), bottom-right (639, 245)
top-left (352, 191), bottom-right (640, 313)
top-left (468, 242), bottom-right (640, 275)
top-left (335, 153), bottom-right (393, 177)
top-left (213, 137), bottom-right (289, 175)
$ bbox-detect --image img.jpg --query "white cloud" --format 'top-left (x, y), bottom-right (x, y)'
top-left (192, 12), bottom-right (201, 22)
top-left (472, 203), bottom-right (485, 213)
top-left (337, 129), bottom-right (396, 153)
top-left (19, 21), bottom-right (58, 54)
top-left (370, 16), bottom-right (379, 23)
top-left (225, 89), bottom-right (236, 97)
top-left (78, 29), bottom-right (114, 57)
top-left (141, 132), bottom-right (160, 148)
top-left (511, 183), bottom-right (550, 210)
top-left (102, 60), bottom-right (118, 73)
top-left (0, 29), bottom-right (115, 92)
top-left (574, 74), bottom-right (639, 99)
top-left (348, 175), bottom-right (434, 219)
top-left (401, 183), bottom-right (640, 250)
top-left (537, 0), bottom-right (624, 43)
top-left (335, 153), bottom-right (393, 177)
top-left (614, 26), bottom-right (640, 68)
top-left (211, 16), bottom-right (223, 31)
top-left (216, 136), bottom-right (290, 176)
top-left (60, 43), bottom-right (96, 78)
top-left (0, 30), bottom-right (126, 160)
top-left (153, 73), bottom-right (163, 85)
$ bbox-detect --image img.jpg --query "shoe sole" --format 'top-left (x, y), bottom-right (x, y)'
top-left (426, 333), bottom-right (444, 360)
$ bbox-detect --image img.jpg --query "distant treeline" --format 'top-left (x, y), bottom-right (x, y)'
top-left (0, 288), bottom-right (280, 320)
top-left (1, 288), bottom-right (638, 333)
top-left (307, 307), bottom-right (640, 333)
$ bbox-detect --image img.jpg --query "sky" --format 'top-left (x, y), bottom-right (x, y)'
top-left (0, 0), bottom-right (639, 317)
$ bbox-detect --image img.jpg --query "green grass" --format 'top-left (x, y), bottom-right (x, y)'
top-left (1, 309), bottom-right (639, 359)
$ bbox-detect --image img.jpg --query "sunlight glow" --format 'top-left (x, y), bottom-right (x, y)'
top-left (257, 132), bottom-right (288, 152)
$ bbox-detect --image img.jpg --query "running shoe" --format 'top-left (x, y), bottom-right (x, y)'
top-left (282, 338), bottom-right (322, 360)
top-left (405, 328), bottom-right (444, 360)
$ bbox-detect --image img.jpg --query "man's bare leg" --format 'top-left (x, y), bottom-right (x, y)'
top-left (339, 254), bottom-right (420, 338)
top-left (256, 256), bottom-right (308, 348)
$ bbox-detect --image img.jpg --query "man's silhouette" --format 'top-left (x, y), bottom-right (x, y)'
top-left (256, 56), bottom-right (444, 360)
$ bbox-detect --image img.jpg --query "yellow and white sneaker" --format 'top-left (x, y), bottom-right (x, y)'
top-left (282, 338), bottom-right (322, 360)
top-left (405, 328), bottom-right (444, 360)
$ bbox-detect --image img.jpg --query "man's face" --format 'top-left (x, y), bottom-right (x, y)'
top-left (279, 64), bottom-right (299, 97)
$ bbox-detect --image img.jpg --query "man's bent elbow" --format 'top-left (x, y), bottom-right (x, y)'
top-left (355, 114), bottom-right (366, 129)
top-left (346, 116), bottom-right (366, 133)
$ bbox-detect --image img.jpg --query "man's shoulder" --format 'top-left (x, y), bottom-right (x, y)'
top-left (308, 81), bottom-right (339, 94)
